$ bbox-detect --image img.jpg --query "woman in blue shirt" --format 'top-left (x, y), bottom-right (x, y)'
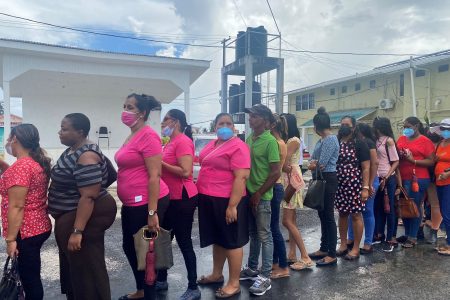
top-left (308, 107), bottom-right (340, 266)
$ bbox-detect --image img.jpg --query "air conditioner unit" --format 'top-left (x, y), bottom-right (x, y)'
top-left (379, 98), bottom-right (395, 110)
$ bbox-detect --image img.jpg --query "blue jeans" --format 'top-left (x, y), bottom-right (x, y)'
top-left (436, 184), bottom-right (450, 245)
top-left (248, 199), bottom-right (273, 278)
top-left (271, 184), bottom-right (287, 268)
top-left (402, 179), bottom-right (430, 239)
top-left (348, 178), bottom-right (379, 245)
top-left (374, 175), bottom-right (397, 241)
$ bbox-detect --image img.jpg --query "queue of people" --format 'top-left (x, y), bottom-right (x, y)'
top-left (1, 97), bottom-right (449, 299)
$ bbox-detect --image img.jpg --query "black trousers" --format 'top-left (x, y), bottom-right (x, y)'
top-left (121, 195), bottom-right (170, 300)
top-left (157, 189), bottom-right (198, 290)
top-left (16, 230), bottom-right (51, 300)
top-left (317, 172), bottom-right (338, 258)
top-left (54, 194), bottom-right (117, 300)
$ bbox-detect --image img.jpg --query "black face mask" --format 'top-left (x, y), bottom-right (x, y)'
top-left (339, 125), bottom-right (352, 137)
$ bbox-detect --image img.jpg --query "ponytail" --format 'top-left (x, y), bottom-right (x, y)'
top-left (29, 146), bottom-right (52, 177)
top-left (167, 109), bottom-right (193, 140)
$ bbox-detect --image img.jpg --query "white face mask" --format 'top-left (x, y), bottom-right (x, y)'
top-left (5, 143), bottom-right (13, 156)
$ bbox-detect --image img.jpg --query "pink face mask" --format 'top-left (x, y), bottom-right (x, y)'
top-left (121, 111), bottom-right (140, 127)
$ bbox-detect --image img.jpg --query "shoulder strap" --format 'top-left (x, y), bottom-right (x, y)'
top-left (384, 137), bottom-right (392, 164)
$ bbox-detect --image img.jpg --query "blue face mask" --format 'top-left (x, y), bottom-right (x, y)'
top-left (162, 126), bottom-right (174, 137)
top-left (403, 128), bottom-right (415, 138)
top-left (217, 127), bottom-right (234, 141)
top-left (441, 130), bottom-right (450, 140)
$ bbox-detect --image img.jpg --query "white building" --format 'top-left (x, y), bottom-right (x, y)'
top-left (0, 39), bottom-right (210, 161)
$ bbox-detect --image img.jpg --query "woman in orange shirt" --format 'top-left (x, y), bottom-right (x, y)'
top-left (435, 119), bottom-right (450, 256)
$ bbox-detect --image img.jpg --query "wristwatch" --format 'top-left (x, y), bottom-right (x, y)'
top-left (148, 210), bottom-right (157, 217)
top-left (72, 228), bottom-right (84, 235)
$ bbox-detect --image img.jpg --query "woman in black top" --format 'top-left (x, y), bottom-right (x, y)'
top-left (48, 113), bottom-right (117, 300)
top-left (335, 116), bottom-right (370, 260)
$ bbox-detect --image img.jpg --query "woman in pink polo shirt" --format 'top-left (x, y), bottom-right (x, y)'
top-left (115, 94), bottom-right (170, 300)
top-left (158, 109), bottom-right (200, 300)
top-left (196, 113), bottom-right (251, 299)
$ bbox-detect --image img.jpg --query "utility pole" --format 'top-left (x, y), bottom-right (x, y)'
top-left (409, 56), bottom-right (417, 117)
top-left (221, 37), bottom-right (231, 113)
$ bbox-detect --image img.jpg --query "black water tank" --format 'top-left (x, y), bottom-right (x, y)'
top-left (239, 81), bottom-right (246, 112)
top-left (252, 81), bottom-right (261, 105)
top-left (248, 26), bottom-right (267, 57)
top-left (228, 84), bottom-right (240, 114)
top-left (235, 31), bottom-right (246, 60)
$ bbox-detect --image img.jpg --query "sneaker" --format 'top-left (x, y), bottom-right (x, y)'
top-left (381, 242), bottom-right (394, 253)
top-left (179, 288), bottom-right (201, 300)
top-left (396, 235), bottom-right (408, 244)
top-left (239, 267), bottom-right (259, 281)
top-left (155, 281), bottom-right (168, 292)
top-left (427, 229), bottom-right (438, 245)
top-left (249, 275), bottom-right (272, 296)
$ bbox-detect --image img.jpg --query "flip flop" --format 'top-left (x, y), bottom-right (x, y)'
top-left (344, 253), bottom-right (360, 261)
top-left (197, 275), bottom-right (225, 285)
top-left (290, 260), bottom-right (314, 271)
top-left (215, 288), bottom-right (241, 299)
top-left (336, 249), bottom-right (348, 257)
top-left (271, 272), bottom-right (290, 279)
top-left (437, 247), bottom-right (450, 256)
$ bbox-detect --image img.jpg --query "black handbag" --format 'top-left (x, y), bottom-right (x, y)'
top-left (0, 257), bottom-right (25, 300)
top-left (303, 143), bottom-right (326, 211)
top-left (104, 156), bottom-right (118, 187)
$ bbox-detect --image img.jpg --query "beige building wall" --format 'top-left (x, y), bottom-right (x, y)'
top-left (288, 58), bottom-right (450, 151)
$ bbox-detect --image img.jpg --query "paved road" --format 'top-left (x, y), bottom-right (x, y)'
top-left (1, 194), bottom-right (449, 299)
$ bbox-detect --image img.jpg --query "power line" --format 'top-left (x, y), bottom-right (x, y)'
top-left (265, 0), bottom-right (280, 35)
top-left (0, 12), bottom-right (222, 48)
top-left (0, 12), bottom-right (426, 57)
top-left (231, 0), bottom-right (248, 28)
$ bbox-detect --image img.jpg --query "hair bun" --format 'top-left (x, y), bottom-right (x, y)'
top-left (317, 107), bottom-right (326, 114)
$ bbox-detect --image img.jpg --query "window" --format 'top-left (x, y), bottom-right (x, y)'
top-left (295, 95), bottom-right (302, 111)
top-left (369, 80), bottom-right (376, 89)
top-left (415, 69), bottom-right (425, 77)
top-left (341, 86), bottom-right (347, 93)
top-left (301, 95), bottom-right (308, 110)
top-left (400, 74), bottom-right (404, 97)
top-left (296, 93), bottom-right (315, 111)
top-left (355, 83), bottom-right (361, 91)
top-left (439, 64), bottom-right (449, 73)
top-left (308, 93), bottom-right (315, 109)
top-left (330, 88), bottom-right (335, 95)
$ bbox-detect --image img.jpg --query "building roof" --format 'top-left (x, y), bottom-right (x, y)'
top-left (287, 49), bottom-right (450, 95)
top-left (300, 107), bottom-right (376, 127)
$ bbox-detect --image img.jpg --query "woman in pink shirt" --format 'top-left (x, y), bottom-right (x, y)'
top-left (115, 94), bottom-right (170, 300)
top-left (158, 109), bottom-right (200, 300)
top-left (196, 113), bottom-right (250, 299)
top-left (0, 124), bottom-right (52, 300)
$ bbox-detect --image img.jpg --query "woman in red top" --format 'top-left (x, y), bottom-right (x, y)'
top-left (397, 117), bottom-right (435, 248)
top-left (158, 109), bottom-right (200, 300)
top-left (434, 119), bottom-right (450, 256)
top-left (0, 124), bottom-right (52, 300)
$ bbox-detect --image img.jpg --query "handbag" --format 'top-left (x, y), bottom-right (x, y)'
top-left (104, 156), bottom-right (117, 187)
top-left (0, 257), bottom-right (25, 300)
top-left (133, 226), bottom-right (173, 271)
top-left (395, 186), bottom-right (419, 218)
top-left (303, 141), bottom-right (326, 211)
top-left (286, 169), bottom-right (305, 192)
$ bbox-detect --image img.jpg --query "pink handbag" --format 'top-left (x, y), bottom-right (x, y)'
top-left (288, 171), bottom-right (305, 191)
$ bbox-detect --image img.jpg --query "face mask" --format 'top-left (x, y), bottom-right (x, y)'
top-left (403, 128), bottom-right (415, 138)
top-left (441, 130), bottom-right (450, 140)
top-left (5, 143), bottom-right (13, 156)
top-left (338, 125), bottom-right (352, 137)
top-left (121, 111), bottom-right (140, 128)
top-left (217, 127), bottom-right (234, 141)
top-left (162, 126), bottom-right (174, 137)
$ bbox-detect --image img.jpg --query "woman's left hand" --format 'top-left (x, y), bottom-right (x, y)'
top-left (225, 205), bottom-right (238, 225)
top-left (68, 234), bottom-right (83, 252)
top-left (361, 189), bottom-right (369, 202)
top-left (438, 171), bottom-right (450, 181)
top-left (6, 241), bottom-right (18, 257)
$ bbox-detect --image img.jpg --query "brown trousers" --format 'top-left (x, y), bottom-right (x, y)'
top-left (54, 194), bottom-right (117, 300)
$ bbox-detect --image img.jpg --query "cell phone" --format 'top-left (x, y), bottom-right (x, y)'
top-left (444, 167), bottom-right (450, 172)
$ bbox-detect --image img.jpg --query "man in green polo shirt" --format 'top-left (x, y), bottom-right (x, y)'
top-left (239, 104), bottom-right (281, 296)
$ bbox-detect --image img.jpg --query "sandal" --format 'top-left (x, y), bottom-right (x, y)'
top-left (344, 253), bottom-right (360, 261)
top-left (336, 249), bottom-right (348, 257)
top-left (271, 271), bottom-right (290, 279)
top-left (197, 275), bottom-right (225, 285)
top-left (290, 260), bottom-right (314, 271)
top-left (287, 257), bottom-right (298, 264)
top-left (215, 287), bottom-right (241, 299)
top-left (437, 247), bottom-right (450, 256)
top-left (401, 240), bottom-right (416, 248)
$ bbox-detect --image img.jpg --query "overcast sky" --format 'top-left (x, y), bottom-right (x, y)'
top-left (1, 0), bottom-right (450, 125)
